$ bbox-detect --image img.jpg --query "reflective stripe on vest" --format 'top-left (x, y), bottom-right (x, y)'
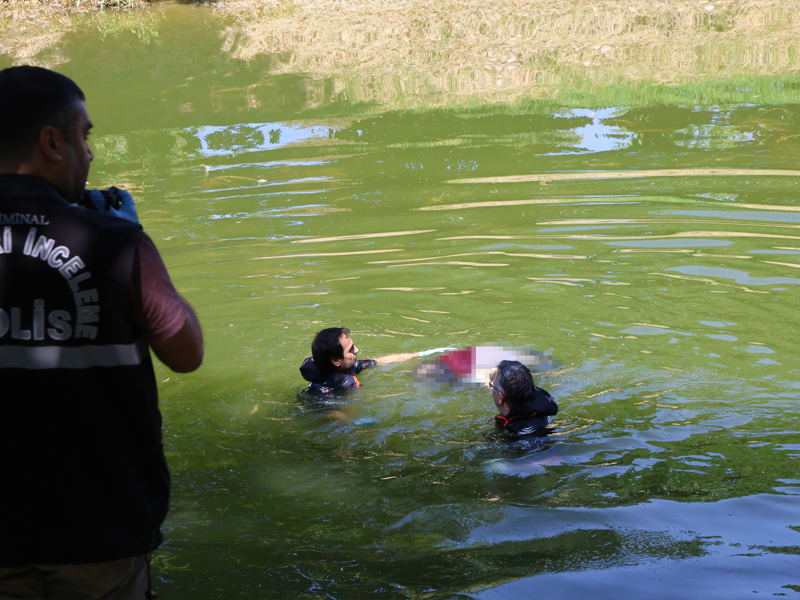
top-left (0, 340), bottom-right (147, 369)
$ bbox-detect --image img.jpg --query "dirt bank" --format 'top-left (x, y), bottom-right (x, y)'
top-left (3, 0), bottom-right (799, 107)
top-left (216, 0), bottom-right (800, 105)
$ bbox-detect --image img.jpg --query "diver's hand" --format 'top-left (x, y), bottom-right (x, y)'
top-left (418, 347), bottom-right (457, 357)
top-left (88, 187), bottom-right (140, 224)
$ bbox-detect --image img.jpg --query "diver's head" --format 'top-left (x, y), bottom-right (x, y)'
top-left (312, 327), bottom-right (359, 375)
top-left (489, 360), bottom-right (535, 414)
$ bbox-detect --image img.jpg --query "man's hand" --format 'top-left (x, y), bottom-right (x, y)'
top-left (88, 187), bottom-right (139, 223)
top-left (148, 302), bottom-right (203, 373)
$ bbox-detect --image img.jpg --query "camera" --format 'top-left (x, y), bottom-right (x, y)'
top-left (78, 187), bottom-right (124, 212)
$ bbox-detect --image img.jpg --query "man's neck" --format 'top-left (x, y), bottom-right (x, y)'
top-left (0, 156), bottom-right (53, 183)
top-left (0, 152), bottom-right (64, 196)
top-left (0, 157), bottom-right (28, 175)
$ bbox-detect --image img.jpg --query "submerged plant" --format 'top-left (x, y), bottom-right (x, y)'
top-left (89, 9), bottom-right (163, 44)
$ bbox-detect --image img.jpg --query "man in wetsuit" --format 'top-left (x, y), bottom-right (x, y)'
top-left (0, 66), bottom-right (204, 599)
top-left (300, 326), bottom-right (447, 394)
top-left (490, 360), bottom-right (558, 436)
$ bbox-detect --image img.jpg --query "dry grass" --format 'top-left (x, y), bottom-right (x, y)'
top-left (216, 0), bottom-right (800, 105)
top-left (3, 0), bottom-right (799, 107)
top-left (0, 0), bottom-right (154, 67)
top-left (0, 4), bottom-right (74, 66)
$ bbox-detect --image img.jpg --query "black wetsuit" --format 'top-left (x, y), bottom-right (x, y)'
top-left (300, 357), bottom-right (377, 394)
top-left (494, 387), bottom-right (558, 436)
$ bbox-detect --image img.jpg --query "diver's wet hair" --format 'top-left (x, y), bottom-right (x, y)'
top-left (311, 327), bottom-right (351, 375)
top-left (494, 360), bottom-right (536, 407)
top-left (0, 66), bottom-right (86, 158)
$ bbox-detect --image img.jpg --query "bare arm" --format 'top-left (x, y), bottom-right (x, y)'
top-left (374, 352), bottom-right (419, 365)
top-left (373, 346), bottom-right (458, 365)
top-left (132, 231), bottom-right (203, 373)
top-left (148, 301), bottom-right (204, 373)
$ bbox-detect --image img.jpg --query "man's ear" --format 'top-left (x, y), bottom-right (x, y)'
top-left (38, 125), bottom-right (65, 163)
top-left (331, 357), bottom-right (342, 368)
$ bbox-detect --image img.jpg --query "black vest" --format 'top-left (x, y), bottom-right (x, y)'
top-left (494, 387), bottom-right (558, 436)
top-left (0, 175), bottom-right (168, 566)
top-left (299, 357), bottom-right (376, 394)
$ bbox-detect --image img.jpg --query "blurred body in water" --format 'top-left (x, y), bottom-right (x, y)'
top-left (412, 345), bottom-right (557, 392)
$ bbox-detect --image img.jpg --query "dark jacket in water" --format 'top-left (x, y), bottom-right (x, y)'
top-left (494, 387), bottom-right (558, 436)
top-left (300, 357), bottom-right (377, 394)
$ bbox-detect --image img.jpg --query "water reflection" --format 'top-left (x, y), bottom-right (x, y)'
top-left (557, 108), bottom-right (635, 154)
top-left (216, 0), bottom-right (800, 107)
top-left (665, 266), bottom-right (800, 286)
top-left (670, 209), bottom-right (800, 223)
top-left (448, 168), bottom-right (800, 185)
top-left (474, 495), bottom-right (800, 598)
top-left (192, 122), bottom-right (335, 156)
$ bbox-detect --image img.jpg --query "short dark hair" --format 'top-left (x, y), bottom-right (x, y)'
top-left (311, 327), bottom-right (350, 375)
top-left (495, 360), bottom-right (536, 407)
top-left (0, 66), bottom-right (86, 159)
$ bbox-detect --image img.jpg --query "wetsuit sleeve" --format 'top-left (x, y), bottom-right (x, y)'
top-left (132, 231), bottom-right (188, 342)
top-left (354, 359), bottom-right (377, 375)
top-left (338, 374), bottom-right (360, 388)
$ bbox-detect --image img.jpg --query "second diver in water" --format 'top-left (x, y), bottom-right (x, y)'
top-left (489, 360), bottom-right (558, 436)
top-left (300, 326), bottom-right (452, 394)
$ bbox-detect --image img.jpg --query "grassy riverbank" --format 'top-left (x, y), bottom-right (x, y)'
top-left (216, 0), bottom-right (800, 107)
top-left (3, 0), bottom-right (800, 108)
top-left (0, 1), bottom-right (160, 68)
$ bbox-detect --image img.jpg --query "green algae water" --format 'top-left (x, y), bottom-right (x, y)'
top-left (7, 4), bottom-right (800, 597)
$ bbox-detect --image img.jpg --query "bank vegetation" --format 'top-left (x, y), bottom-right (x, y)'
top-left (216, 0), bottom-right (800, 105)
top-left (2, 0), bottom-right (800, 106)
top-left (1, 0), bottom-right (158, 67)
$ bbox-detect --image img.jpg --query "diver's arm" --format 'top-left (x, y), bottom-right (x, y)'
top-left (375, 346), bottom-right (457, 365)
top-left (375, 352), bottom-right (419, 365)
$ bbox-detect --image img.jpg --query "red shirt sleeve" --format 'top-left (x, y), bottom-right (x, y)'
top-left (132, 231), bottom-right (188, 342)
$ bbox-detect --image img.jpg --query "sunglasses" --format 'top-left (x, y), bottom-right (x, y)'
top-left (489, 381), bottom-right (502, 393)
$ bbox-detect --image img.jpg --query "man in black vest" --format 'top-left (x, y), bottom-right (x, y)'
top-left (0, 67), bottom-right (204, 598)
top-left (490, 360), bottom-right (558, 436)
top-left (300, 326), bottom-right (453, 394)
